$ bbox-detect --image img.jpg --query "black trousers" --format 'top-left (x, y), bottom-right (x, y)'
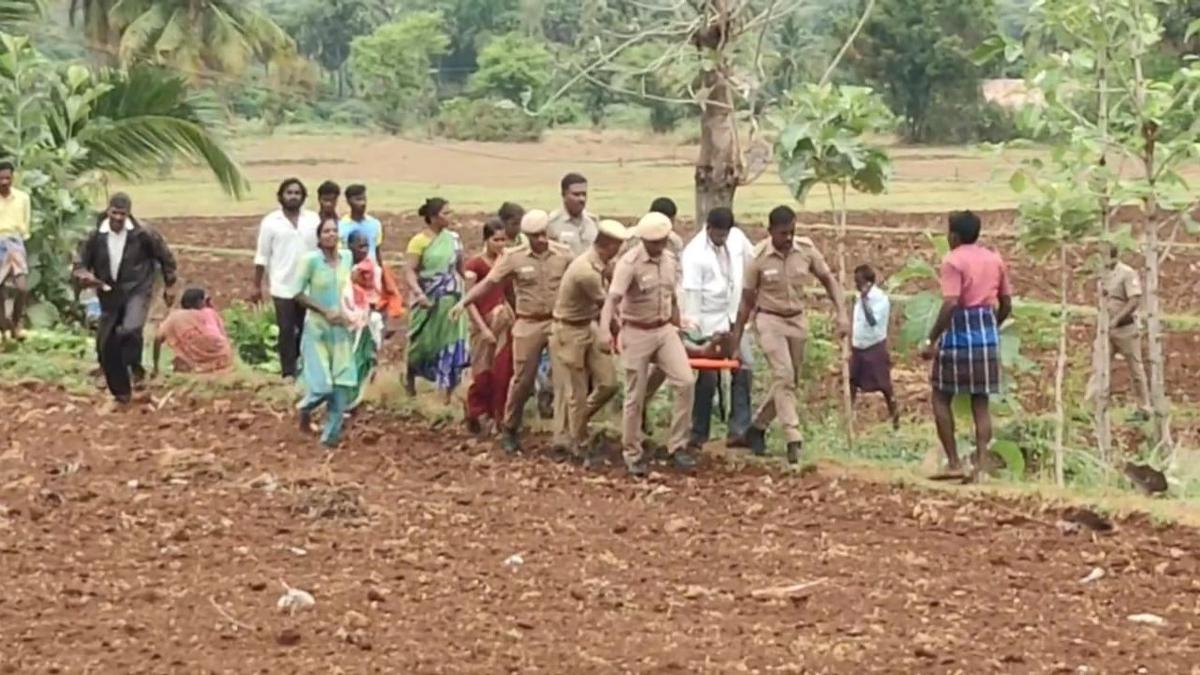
top-left (273, 296), bottom-right (306, 378)
top-left (96, 293), bottom-right (151, 402)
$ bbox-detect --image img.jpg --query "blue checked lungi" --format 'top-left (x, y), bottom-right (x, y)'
top-left (931, 306), bottom-right (1001, 395)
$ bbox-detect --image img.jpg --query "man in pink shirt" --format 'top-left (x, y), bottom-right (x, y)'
top-left (920, 211), bottom-right (1012, 482)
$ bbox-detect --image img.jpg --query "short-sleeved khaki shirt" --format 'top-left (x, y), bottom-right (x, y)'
top-left (1103, 261), bottom-right (1142, 318)
top-left (554, 248), bottom-right (607, 324)
top-left (547, 209), bottom-right (599, 257)
top-left (744, 236), bottom-right (830, 316)
top-left (610, 244), bottom-right (680, 324)
top-left (486, 241), bottom-right (572, 318)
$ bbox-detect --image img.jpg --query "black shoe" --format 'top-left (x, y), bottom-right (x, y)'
top-left (625, 458), bottom-right (648, 477)
top-left (747, 427), bottom-right (767, 456)
top-left (500, 430), bottom-right (521, 455)
top-left (672, 450), bottom-right (697, 471)
top-left (726, 434), bottom-right (750, 449)
top-left (465, 417), bottom-right (482, 435)
top-left (548, 444), bottom-right (574, 463)
top-left (785, 441), bottom-right (802, 465)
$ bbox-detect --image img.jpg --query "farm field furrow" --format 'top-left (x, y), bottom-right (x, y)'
top-left (2, 384), bottom-right (1199, 672)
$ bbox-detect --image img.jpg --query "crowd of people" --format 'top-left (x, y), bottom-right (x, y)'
top-left (0, 162), bottom-right (1155, 482)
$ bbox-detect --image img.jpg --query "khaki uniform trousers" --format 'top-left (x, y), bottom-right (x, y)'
top-left (503, 317), bottom-right (553, 432)
top-left (1110, 323), bottom-right (1151, 409)
top-left (620, 324), bottom-right (695, 463)
top-left (550, 322), bottom-right (618, 449)
top-left (753, 313), bottom-right (806, 443)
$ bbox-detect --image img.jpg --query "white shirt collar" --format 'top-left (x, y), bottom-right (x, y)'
top-left (98, 218), bottom-right (132, 235)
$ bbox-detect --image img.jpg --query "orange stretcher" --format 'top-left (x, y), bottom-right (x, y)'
top-left (687, 358), bottom-right (741, 371)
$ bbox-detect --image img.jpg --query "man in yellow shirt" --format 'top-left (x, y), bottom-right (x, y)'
top-left (0, 161), bottom-right (32, 340)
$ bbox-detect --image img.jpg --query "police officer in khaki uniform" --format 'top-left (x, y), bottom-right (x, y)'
top-left (453, 210), bottom-right (572, 453)
top-left (601, 212), bottom-right (697, 476)
top-left (550, 220), bottom-right (631, 462)
top-left (732, 205), bottom-right (848, 465)
top-left (1098, 244), bottom-right (1151, 417)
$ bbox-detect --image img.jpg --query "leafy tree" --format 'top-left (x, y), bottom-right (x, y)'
top-left (0, 27), bottom-right (247, 318)
top-left (776, 83), bottom-right (893, 447)
top-left (347, 12), bottom-right (449, 132)
top-left (262, 0), bottom-right (390, 97)
top-left (977, 0), bottom-right (1200, 459)
top-left (610, 41), bottom-right (697, 133)
top-left (468, 32), bottom-right (553, 106)
top-left (408, 0), bottom-right (521, 84)
top-left (844, 0), bottom-right (995, 142)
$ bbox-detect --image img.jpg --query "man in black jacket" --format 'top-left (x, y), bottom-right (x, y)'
top-left (73, 193), bottom-right (177, 404)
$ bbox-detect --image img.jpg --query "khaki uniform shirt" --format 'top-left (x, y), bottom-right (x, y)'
top-left (744, 236), bottom-right (831, 316)
top-left (486, 241), bottom-right (572, 318)
top-left (554, 248), bottom-right (608, 324)
top-left (1103, 261), bottom-right (1142, 321)
top-left (547, 209), bottom-right (599, 257)
top-left (611, 245), bottom-right (680, 324)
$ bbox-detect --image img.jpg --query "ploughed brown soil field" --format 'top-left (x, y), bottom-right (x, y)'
top-left (2, 382), bottom-right (1200, 673)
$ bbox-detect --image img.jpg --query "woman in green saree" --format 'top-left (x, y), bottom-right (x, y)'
top-left (404, 198), bottom-right (470, 401)
top-left (295, 218), bottom-right (356, 447)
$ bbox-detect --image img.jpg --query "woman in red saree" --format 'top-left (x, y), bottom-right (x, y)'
top-left (463, 218), bottom-right (514, 434)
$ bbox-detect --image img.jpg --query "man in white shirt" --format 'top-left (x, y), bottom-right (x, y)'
top-left (73, 193), bottom-right (177, 403)
top-left (251, 178), bottom-right (320, 379)
top-left (679, 206), bottom-right (755, 447)
top-left (850, 264), bottom-right (899, 429)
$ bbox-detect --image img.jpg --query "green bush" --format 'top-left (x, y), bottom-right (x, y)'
top-left (973, 102), bottom-right (1022, 143)
top-left (920, 99), bottom-right (1026, 144)
top-left (330, 99), bottom-right (374, 127)
top-left (434, 98), bottom-right (543, 142)
top-left (222, 302), bottom-right (280, 373)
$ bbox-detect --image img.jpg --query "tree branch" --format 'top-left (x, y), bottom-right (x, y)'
top-left (1157, 198), bottom-right (1200, 262)
top-left (819, 0), bottom-right (875, 86)
top-left (527, 21), bottom-right (698, 116)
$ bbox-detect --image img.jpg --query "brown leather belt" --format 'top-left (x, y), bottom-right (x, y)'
top-left (517, 313), bottom-right (553, 321)
top-left (624, 319), bottom-right (670, 330)
top-left (555, 316), bottom-right (594, 327)
top-left (758, 308), bottom-right (804, 319)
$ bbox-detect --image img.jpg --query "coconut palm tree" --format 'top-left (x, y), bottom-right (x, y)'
top-left (0, 0), bottom-right (45, 27)
top-left (63, 65), bottom-right (249, 197)
top-left (1, 29), bottom-right (249, 311)
top-left (65, 0), bottom-right (294, 78)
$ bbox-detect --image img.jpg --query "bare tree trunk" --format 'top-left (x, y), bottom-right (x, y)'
top-left (1144, 204), bottom-right (1172, 448)
top-left (1092, 37), bottom-right (1112, 461)
top-left (694, 68), bottom-right (738, 223)
top-left (829, 185), bottom-right (854, 451)
top-left (693, 0), bottom-right (740, 225)
top-left (1054, 244), bottom-right (1069, 486)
